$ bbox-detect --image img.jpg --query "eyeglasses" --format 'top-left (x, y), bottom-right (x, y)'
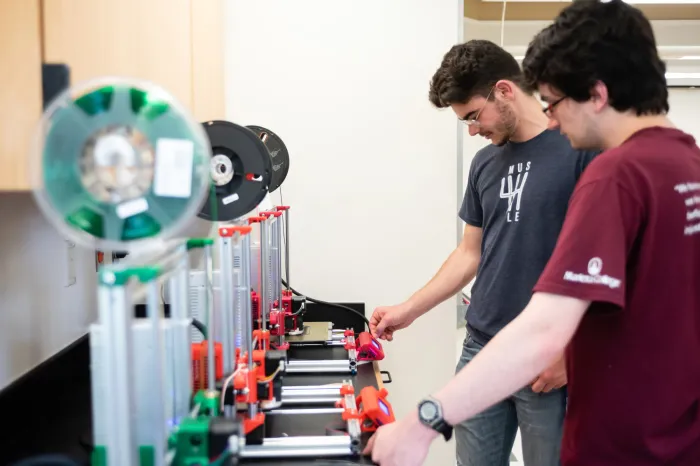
top-left (542, 95), bottom-right (567, 116)
top-left (461, 86), bottom-right (495, 128)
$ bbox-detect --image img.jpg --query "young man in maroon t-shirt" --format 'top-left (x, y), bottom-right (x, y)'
top-left (365, 1), bottom-right (700, 465)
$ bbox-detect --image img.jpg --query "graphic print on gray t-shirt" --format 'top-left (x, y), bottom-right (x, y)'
top-left (460, 129), bottom-right (598, 344)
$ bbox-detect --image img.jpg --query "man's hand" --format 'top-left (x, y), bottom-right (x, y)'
top-left (369, 302), bottom-right (416, 341)
top-left (363, 411), bottom-right (437, 465)
top-left (531, 352), bottom-right (567, 393)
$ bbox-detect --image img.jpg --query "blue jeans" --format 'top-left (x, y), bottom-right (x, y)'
top-left (455, 332), bottom-right (566, 466)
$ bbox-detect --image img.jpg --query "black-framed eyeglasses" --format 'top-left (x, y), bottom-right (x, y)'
top-left (542, 96), bottom-right (567, 116)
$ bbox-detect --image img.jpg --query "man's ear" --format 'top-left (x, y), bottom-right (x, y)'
top-left (590, 81), bottom-right (609, 112)
top-left (494, 80), bottom-right (517, 101)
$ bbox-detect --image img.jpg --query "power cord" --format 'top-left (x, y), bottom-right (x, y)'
top-left (281, 278), bottom-right (370, 328)
top-left (191, 318), bottom-right (208, 339)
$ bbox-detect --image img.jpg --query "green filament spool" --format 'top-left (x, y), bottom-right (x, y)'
top-left (32, 77), bottom-right (212, 251)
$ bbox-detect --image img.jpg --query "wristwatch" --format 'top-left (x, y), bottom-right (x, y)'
top-left (417, 396), bottom-right (453, 441)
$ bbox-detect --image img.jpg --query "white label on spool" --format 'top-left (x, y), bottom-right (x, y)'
top-left (154, 138), bottom-right (194, 198)
top-left (117, 197), bottom-right (149, 219)
top-left (222, 193), bottom-right (239, 205)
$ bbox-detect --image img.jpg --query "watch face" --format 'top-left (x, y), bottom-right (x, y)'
top-left (419, 401), bottom-right (438, 421)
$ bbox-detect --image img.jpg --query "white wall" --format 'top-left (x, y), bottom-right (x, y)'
top-left (668, 88), bottom-right (700, 142)
top-left (225, 1), bottom-right (462, 464)
top-left (0, 193), bottom-right (97, 390)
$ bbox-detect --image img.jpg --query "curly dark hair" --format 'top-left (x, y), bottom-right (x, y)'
top-left (428, 40), bottom-right (530, 108)
top-left (522, 0), bottom-right (668, 116)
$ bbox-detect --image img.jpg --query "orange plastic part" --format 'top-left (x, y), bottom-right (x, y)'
top-left (191, 341), bottom-right (223, 391)
top-left (219, 225), bottom-right (252, 237)
top-left (253, 329), bottom-right (271, 351)
top-left (355, 387), bottom-right (395, 432)
top-left (247, 216), bottom-right (266, 224)
top-left (242, 412), bottom-right (266, 435)
top-left (259, 211), bottom-right (283, 218)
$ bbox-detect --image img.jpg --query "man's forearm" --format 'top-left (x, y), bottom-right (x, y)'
top-left (432, 293), bottom-right (588, 426)
top-left (405, 247), bottom-right (478, 319)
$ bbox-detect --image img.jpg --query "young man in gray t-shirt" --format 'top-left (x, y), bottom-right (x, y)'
top-left (369, 40), bottom-right (598, 466)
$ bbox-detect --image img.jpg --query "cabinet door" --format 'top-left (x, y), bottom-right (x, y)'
top-left (42, 0), bottom-right (194, 109)
top-left (0, 0), bottom-right (43, 191)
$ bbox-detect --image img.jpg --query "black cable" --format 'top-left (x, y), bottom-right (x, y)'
top-left (281, 278), bottom-right (370, 327)
top-left (191, 318), bottom-right (208, 339)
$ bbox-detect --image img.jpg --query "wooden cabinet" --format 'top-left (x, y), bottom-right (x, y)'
top-left (0, 1), bottom-right (43, 191)
top-left (0, 0), bottom-right (225, 191)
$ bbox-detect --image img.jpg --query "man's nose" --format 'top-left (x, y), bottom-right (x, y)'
top-left (468, 125), bottom-right (479, 137)
top-left (547, 118), bottom-right (560, 131)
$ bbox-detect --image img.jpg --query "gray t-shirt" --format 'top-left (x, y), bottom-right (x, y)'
top-left (460, 129), bottom-right (598, 345)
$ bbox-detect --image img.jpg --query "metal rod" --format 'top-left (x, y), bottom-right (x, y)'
top-left (250, 436), bottom-right (351, 446)
top-left (232, 230), bottom-right (247, 353)
top-left (237, 435), bottom-right (352, 458)
top-left (260, 218), bottom-right (269, 333)
top-left (282, 384), bottom-right (344, 391)
top-left (99, 281), bottom-right (137, 465)
top-left (286, 359), bottom-right (350, 366)
top-left (242, 233), bottom-right (253, 371)
top-left (205, 245), bottom-right (215, 391)
top-left (285, 208), bottom-right (290, 291)
top-left (343, 390), bottom-right (362, 444)
top-left (219, 234), bottom-right (235, 374)
top-left (175, 246), bottom-right (192, 423)
top-left (282, 388), bottom-right (344, 396)
top-left (281, 396), bottom-right (340, 405)
top-left (285, 366), bottom-right (353, 374)
top-left (264, 408), bottom-right (344, 415)
top-left (272, 217), bottom-right (281, 310)
top-left (146, 280), bottom-right (166, 465)
top-left (241, 232), bottom-right (256, 421)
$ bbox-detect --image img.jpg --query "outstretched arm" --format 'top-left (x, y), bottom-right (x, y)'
top-left (365, 292), bottom-right (589, 466)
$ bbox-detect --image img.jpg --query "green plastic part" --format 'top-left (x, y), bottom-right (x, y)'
top-left (75, 86), bottom-right (114, 116)
top-left (130, 88), bottom-right (170, 120)
top-left (98, 266), bottom-right (162, 287)
top-left (139, 445), bottom-right (155, 466)
top-left (192, 389), bottom-right (221, 417)
top-left (171, 417), bottom-right (211, 466)
top-left (99, 269), bottom-right (128, 286)
top-left (121, 213), bottom-right (162, 240)
top-left (187, 238), bottom-right (214, 250)
top-left (88, 445), bottom-right (155, 466)
top-left (66, 207), bottom-right (104, 238)
top-left (131, 266), bottom-right (162, 283)
top-left (91, 446), bottom-right (107, 466)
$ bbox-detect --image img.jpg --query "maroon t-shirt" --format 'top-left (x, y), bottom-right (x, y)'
top-left (534, 126), bottom-right (700, 465)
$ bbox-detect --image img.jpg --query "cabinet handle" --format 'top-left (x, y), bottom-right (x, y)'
top-left (380, 370), bottom-right (392, 384)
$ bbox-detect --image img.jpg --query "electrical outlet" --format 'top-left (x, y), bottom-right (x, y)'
top-left (66, 240), bottom-right (76, 287)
